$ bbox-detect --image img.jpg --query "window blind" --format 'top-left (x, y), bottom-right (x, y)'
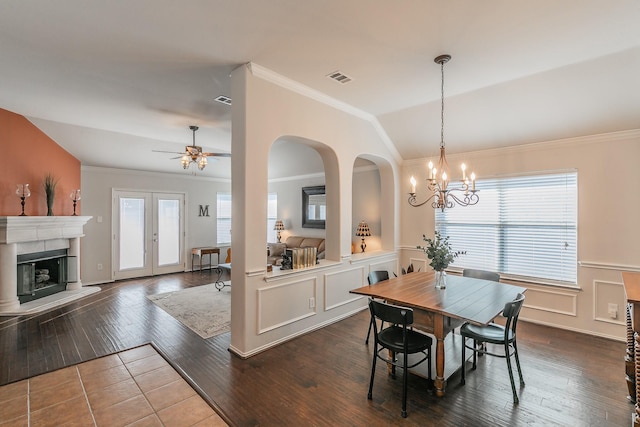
top-left (216, 193), bottom-right (232, 245)
top-left (436, 171), bottom-right (577, 285)
top-left (217, 193), bottom-right (278, 244)
top-left (267, 193), bottom-right (277, 242)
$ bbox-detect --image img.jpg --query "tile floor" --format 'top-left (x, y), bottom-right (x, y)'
top-left (0, 345), bottom-right (227, 427)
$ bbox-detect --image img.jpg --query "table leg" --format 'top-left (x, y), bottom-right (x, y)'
top-left (434, 314), bottom-right (446, 397)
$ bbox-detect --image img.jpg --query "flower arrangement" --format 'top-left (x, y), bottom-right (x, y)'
top-left (417, 231), bottom-right (465, 271)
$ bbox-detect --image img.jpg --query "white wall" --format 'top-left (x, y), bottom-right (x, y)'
top-left (229, 63), bottom-right (400, 357)
top-left (352, 165), bottom-right (382, 253)
top-left (401, 131), bottom-right (640, 340)
top-left (80, 166), bottom-right (230, 284)
top-left (269, 175), bottom-right (326, 241)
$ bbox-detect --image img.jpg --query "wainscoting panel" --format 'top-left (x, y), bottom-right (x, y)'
top-left (593, 280), bottom-right (626, 326)
top-left (257, 277), bottom-right (316, 334)
top-left (409, 257), bottom-right (429, 274)
top-left (324, 267), bottom-right (365, 311)
top-left (521, 287), bottom-right (577, 316)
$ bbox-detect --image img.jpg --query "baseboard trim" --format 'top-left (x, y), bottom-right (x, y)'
top-left (228, 306), bottom-right (366, 359)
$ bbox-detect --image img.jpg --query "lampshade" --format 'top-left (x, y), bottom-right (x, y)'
top-left (274, 220), bottom-right (285, 231)
top-left (355, 221), bottom-right (371, 237)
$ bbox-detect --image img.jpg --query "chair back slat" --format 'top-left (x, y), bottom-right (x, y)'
top-left (502, 293), bottom-right (525, 335)
top-left (369, 299), bottom-right (413, 326)
top-left (368, 270), bottom-right (389, 285)
top-left (463, 268), bottom-right (500, 282)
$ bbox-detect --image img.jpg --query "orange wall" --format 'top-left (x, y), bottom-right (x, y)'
top-left (0, 108), bottom-right (81, 216)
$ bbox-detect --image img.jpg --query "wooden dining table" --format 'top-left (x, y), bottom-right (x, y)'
top-left (350, 271), bottom-right (526, 397)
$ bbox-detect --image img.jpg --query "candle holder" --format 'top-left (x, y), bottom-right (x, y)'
top-left (16, 184), bottom-right (31, 216)
top-left (69, 189), bottom-right (81, 216)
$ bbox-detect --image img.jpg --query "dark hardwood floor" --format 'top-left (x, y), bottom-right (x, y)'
top-left (0, 272), bottom-right (632, 426)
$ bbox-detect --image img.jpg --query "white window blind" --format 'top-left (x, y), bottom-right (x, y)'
top-left (435, 171), bottom-right (577, 285)
top-left (267, 193), bottom-right (277, 242)
top-left (217, 193), bottom-right (278, 244)
top-left (216, 193), bottom-right (232, 245)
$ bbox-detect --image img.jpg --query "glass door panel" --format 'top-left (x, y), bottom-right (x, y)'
top-left (152, 193), bottom-right (185, 275)
top-left (113, 191), bottom-right (184, 280)
top-left (119, 197), bottom-right (146, 270)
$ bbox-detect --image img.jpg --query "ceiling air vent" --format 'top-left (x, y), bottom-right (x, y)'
top-left (327, 71), bottom-right (353, 84)
top-left (214, 95), bottom-right (232, 106)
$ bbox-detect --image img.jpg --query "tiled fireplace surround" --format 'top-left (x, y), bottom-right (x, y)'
top-left (0, 216), bottom-right (97, 315)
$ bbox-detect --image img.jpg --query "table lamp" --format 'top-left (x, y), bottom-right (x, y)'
top-left (274, 220), bottom-right (285, 243)
top-left (355, 220), bottom-right (371, 253)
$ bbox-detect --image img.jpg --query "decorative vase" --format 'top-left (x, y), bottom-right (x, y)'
top-left (46, 195), bottom-right (54, 216)
top-left (435, 270), bottom-right (447, 289)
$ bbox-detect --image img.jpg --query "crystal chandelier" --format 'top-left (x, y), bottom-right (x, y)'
top-left (408, 55), bottom-right (479, 211)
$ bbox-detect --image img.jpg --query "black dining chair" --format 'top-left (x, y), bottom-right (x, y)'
top-left (367, 299), bottom-right (432, 418)
top-left (461, 268), bottom-right (502, 350)
top-left (460, 293), bottom-right (526, 403)
top-left (462, 268), bottom-right (500, 282)
top-left (365, 270), bottom-right (390, 345)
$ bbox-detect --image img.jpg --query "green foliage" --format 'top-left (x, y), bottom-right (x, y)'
top-left (417, 231), bottom-right (465, 271)
top-left (43, 173), bottom-right (58, 197)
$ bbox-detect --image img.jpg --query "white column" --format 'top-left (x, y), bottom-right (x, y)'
top-left (67, 237), bottom-right (82, 290)
top-left (0, 243), bottom-right (20, 312)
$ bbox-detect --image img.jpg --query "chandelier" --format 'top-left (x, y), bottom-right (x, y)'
top-left (408, 54), bottom-right (479, 211)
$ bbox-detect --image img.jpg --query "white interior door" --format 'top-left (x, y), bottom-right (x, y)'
top-left (113, 190), bottom-right (185, 280)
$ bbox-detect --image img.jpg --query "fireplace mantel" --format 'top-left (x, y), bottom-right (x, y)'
top-left (0, 216), bottom-right (96, 315)
top-left (0, 216), bottom-right (92, 244)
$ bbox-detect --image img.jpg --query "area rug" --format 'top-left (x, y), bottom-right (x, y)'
top-left (147, 283), bottom-right (231, 339)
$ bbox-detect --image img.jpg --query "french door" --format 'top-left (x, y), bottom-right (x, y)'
top-left (112, 190), bottom-right (185, 280)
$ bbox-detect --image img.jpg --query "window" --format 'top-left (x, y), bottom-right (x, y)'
top-left (267, 193), bottom-right (278, 242)
top-left (216, 192), bottom-right (278, 244)
top-left (216, 193), bottom-right (232, 246)
top-left (436, 171), bottom-right (577, 285)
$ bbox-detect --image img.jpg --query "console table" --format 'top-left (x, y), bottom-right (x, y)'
top-left (623, 271), bottom-right (640, 426)
top-left (191, 247), bottom-right (220, 272)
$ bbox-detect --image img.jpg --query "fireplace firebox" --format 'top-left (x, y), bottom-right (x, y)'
top-left (16, 249), bottom-right (77, 304)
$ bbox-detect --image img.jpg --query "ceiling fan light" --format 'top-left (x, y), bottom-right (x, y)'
top-left (198, 156), bottom-right (207, 170)
top-left (181, 155), bottom-right (190, 169)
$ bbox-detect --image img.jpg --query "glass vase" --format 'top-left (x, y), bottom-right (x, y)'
top-left (435, 270), bottom-right (447, 289)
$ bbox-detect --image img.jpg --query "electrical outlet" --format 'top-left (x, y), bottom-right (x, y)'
top-left (97, 263), bottom-right (103, 271)
top-left (608, 303), bottom-right (618, 319)
top-left (309, 297), bottom-right (315, 309)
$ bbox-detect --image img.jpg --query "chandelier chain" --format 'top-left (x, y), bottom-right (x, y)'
top-left (440, 59), bottom-right (445, 150)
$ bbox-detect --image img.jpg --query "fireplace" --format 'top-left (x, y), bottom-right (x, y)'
top-left (17, 249), bottom-right (77, 303)
top-left (0, 216), bottom-right (94, 315)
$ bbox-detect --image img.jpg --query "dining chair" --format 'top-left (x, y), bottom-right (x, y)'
top-left (460, 293), bottom-right (526, 403)
top-left (462, 268), bottom-right (500, 282)
top-left (461, 268), bottom-right (501, 349)
top-left (365, 270), bottom-right (390, 345)
top-left (367, 299), bottom-right (432, 418)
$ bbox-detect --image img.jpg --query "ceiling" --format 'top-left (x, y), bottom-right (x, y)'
top-left (1, 1), bottom-right (639, 179)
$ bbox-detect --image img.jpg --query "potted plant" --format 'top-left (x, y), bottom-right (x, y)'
top-left (43, 173), bottom-right (58, 216)
top-left (417, 231), bottom-right (465, 288)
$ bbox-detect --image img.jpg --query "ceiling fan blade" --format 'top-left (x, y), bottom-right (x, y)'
top-left (152, 149), bottom-right (184, 155)
top-left (201, 152), bottom-right (231, 157)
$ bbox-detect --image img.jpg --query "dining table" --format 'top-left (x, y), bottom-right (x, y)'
top-left (350, 270), bottom-right (527, 397)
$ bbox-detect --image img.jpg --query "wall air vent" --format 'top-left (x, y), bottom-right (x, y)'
top-left (214, 95), bottom-right (232, 106)
top-left (326, 71), bottom-right (353, 84)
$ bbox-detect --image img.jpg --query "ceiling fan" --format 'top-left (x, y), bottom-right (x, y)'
top-left (154, 125), bottom-right (231, 170)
